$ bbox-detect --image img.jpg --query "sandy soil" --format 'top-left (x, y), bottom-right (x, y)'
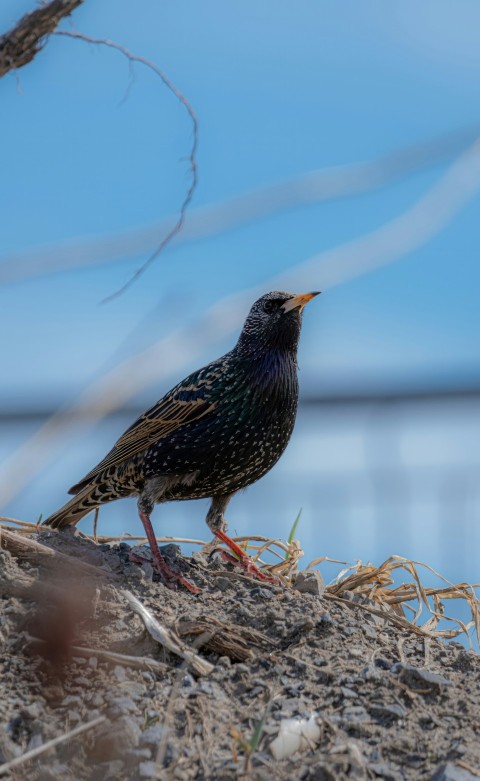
top-left (0, 528), bottom-right (479, 781)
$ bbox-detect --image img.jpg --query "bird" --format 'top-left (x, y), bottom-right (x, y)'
top-left (43, 290), bottom-right (320, 593)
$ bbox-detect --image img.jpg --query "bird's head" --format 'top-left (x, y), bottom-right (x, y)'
top-left (236, 290), bottom-right (320, 356)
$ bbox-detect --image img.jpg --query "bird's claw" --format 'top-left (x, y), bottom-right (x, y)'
top-left (129, 550), bottom-right (201, 594)
top-left (212, 531), bottom-right (280, 585)
top-left (152, 557), bottom-right (201, 594)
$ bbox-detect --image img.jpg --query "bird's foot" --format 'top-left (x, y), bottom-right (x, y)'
top-left (136, 511), bottom-right (201, 594)
top-left (213, 529), bottom-right (279, 584)
top-left (151, 551), bottom-right (201, 595)
top-left (129, 549), bottom-right (200, 594)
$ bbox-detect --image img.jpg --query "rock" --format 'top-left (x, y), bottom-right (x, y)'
top-left (374, 656), bottom-right (392, 670)
top-left (370, 763), bottom-right (402, 780)
top-left (113, 665), bottom-right (127, 682)
top-left (140, 725), bottom-right (168, 748)
top-left (317, 612), bottom-right (334, 627)
top-left (61, 695), bottom-right (83, 708)
top-left (20, 702), bottom-right (42, 719)
top-left (341, 705), bottom-right (369, 721)
top-left (363, 625), bottom-right (377, 640)
top-left (91, 717), bottom-right (141, 761)
top-left (26, 733), bottom-right (43, 751)
top-left (139, 760), bottom-right (164, 778)
top-left (430, 762), bottom-right (480, 781)
top-left (340, 687), bottom-right (358, 699)
top-left (0, 727), bottom-right (21, 763)
top-left (73, 676), bottom-right (90, 686)
top-left (294, 570), bottom-right (325, 596)
top-left (369, 703), bottom-right (405, 722)
top-left (306, 767), bottom-right (336, 781)
top-left (106, 696), bottom-right (137, 718)
top-left (91, 760), bottom-right (125, 781)
top-left (396, 665), bottom-right (452, 693)
top-left (250, 587), bottom-right (275, 600)
top-left (141, 562), bottom-right (154, 580)
top-left (66, 710), bottom-right (82, 725)
top-left (215, 577), bottom-right (232, 591)
top-left (127, 747), bottom-right (152, 761)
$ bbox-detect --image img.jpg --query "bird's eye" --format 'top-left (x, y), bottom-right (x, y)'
top-left (263, 299), bottom-right (281, 314)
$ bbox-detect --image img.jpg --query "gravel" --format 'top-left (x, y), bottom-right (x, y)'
top-left (0, 532), bottom-right (479, 780)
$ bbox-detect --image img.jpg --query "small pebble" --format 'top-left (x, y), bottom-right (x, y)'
top-left (26, 733), bottom-right (43, 751)
top-left (139, 761), bottom-right (163, 779)
top-left (140, 725), bottom-right (167, 748)
top-left (74, 677), bottom-right (90, 686)
top-left (340, 687), bottom-right (358, 699)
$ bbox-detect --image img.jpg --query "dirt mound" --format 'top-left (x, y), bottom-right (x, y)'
top-left (0, 528), bottom-right (479, 780)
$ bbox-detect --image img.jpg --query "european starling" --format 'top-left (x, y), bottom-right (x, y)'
top-left (44, 290), bottom-right (319, 592)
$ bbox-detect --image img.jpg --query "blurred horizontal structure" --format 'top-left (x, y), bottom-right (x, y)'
top-left (2, 133), bottom-right (480, 515)
top-left (1, 382), bottom-right (480, 421)
top-left (1, 386), bottom-right (479, 591)
top-left (1, 130), bottom-right (480, 604)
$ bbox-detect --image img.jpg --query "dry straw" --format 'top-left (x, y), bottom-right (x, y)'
top-left (1, 516), bottom-right (478, 648)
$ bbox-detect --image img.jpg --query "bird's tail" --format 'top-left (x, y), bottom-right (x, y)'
top-left (43, 483), bottom-right (107, 529)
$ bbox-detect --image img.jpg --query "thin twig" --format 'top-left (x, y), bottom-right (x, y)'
top-left (70, 643), bottom-right (168, 673)
top-left (3, 139), bottom-right (480, 509)
top-left (54, 29), bottom-right (198, 302)
top-left (0, 716), bottom-right (105, 776)
top-left (326, 592), bottom-right (457, 640)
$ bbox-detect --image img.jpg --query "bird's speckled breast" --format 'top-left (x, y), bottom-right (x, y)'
top-left (142, 350), bottom-right (299, 501)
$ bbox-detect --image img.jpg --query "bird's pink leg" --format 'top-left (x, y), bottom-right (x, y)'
top-left (138, 511), bottom-right (200, 594)
top-left (213, 528), bottom-right (279, 584)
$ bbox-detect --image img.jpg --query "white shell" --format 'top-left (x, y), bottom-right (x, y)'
top-left (269, 713), bottom-right (321, 760)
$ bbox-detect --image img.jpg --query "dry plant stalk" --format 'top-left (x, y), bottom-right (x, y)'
top-left (121, 589), bottom-right (214, 675)
top-left (0, 526), bottom-right (107, 579)
top-left (2, 517), bottom-right (478, 649)
top-left (0, 715), bottom-right (105, 776)
top-left (176, 616), bottom-right (273, 662)
top-left (317, 554), bottom-right (480, 647)
top-left (0, 0), bottom-right (84, 79)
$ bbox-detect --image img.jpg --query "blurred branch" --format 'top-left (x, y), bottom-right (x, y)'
top-left (0, 0), bottom-right (84, 78)
top-left (1, 139), bottom-right (480, 509)
top-left (54, 30), bottom-right (199, 303)
top-left (1, 126), bottom-right (478, 285)
top-left (3, 382), bottom-right (480, 422)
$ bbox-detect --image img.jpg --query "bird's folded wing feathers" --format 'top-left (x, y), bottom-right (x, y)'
top-left (68, 391), bottom-right (216, 494)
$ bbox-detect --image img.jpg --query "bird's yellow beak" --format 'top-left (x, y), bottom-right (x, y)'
top-left (281, 291), bottom-right (321, 313)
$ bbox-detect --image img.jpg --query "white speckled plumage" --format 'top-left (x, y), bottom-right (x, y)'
top-left (43, 291), bottom-right (319, 589)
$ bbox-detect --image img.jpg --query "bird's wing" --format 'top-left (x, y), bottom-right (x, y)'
top-left (68, 381), bottom-right (217, 494)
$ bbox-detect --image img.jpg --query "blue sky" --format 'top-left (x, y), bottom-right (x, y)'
top-left (1, 0), bottom-right (480, 404)
top-left (2, 2), bottom-right (480, 610)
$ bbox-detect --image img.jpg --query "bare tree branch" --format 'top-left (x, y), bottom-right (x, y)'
top-left (0, 0), bottom-right (84, 78)
top-left (0, 126), bottom-right (478, 286)
top-left (2, 138), bottom-right (480, 509)
top-left (54, 29), bottom-right (199, 303)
